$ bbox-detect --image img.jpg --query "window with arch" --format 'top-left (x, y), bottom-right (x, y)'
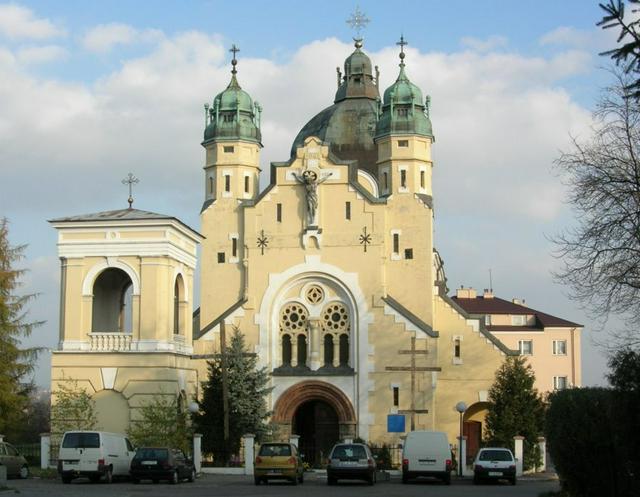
top-left (321, 302), bottom-right (350, 367)
top-left (279, 302), bottom-right (309, 367)
top-left (91, 268), bottom-right (133, 333)
top-left (173, 274), bottom-right (185, 335)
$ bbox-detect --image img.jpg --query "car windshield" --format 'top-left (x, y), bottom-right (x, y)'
top-left (332, 445), bottom-right (367, 459)
top-left (479, 449), bottom-right (513, 461)
top-left (62, 432), bottom-right (100, 449)
top-left (259, 444), bottom-right (291, 457)
top-left (134, 448), bottom-right (169, 460)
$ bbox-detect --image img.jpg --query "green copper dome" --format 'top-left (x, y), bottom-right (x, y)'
top-left (203, 51), bottom-right (262, 145)
top-left (375, 41), bottom-right (433, 140)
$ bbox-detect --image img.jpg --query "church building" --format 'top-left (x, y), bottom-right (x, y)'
top-left (49, 36), bottom-right (581, 464)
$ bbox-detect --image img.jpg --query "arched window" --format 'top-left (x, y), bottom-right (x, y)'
top-left (282, 334), bottom-right (292, 366)
top-left (339, 334), bottom-right (349, 366)
top-left (324, 334), bottom-right (334, 366)
top-left (173, 275), bottom-right (185, 335)
top-left (91, 268), bottom-right (133, 333)
top-left (297, 334), bottom-right (307, 367)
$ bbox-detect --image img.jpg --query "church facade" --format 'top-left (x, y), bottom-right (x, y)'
top-left (49, 39), bottom-right (574, 463)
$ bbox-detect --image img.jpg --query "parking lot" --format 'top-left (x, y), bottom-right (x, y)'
top-left (5, 473), bottom-right (559, 497)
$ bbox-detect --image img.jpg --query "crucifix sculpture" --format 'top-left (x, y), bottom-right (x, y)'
top-left (293, 169), bottom-right (332, 227)
top-left (385, 336), bottom-right (441, 431)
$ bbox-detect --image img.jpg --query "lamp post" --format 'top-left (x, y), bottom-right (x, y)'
top-left (455, 401), bottom-right (467, 477)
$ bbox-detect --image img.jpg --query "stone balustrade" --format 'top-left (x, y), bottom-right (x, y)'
top-left (88, 332), bottom-right (133, 351)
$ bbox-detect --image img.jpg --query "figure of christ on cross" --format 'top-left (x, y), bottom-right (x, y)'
top-left (293, 169), bottom-right (332, 227)
top-left (385, 336), bottom-right (441, 431)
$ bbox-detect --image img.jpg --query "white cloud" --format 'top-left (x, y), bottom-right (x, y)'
top-left (0, 4), bottom-right (65, 40)
top-left (17, 44), bottom-right (68, 64)
top-left (460, 35), bottom-right (508, 52)
top-left (82, 22), bottom-right (163, 53)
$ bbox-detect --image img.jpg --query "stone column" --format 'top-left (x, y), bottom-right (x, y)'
top-left (193, 433), bottom-right (202, 473)
top-left (538, 437), bottom-right (546, 472)
top-left (308, 319), bottom-right (321, 370)
top-left (243, 434), bottom-right (255, 476)
top-left (514, 436), bottom-right (524, 476)
top-left (457, 435), bottom-right (468, 476)
top-left (40, 433), bottom-right (51, 469)
top-left (333, 335), bottom-right (340, 367)
top-left (291, 335), bottom-right (298, 367)
top-left (289, 434), bottom-right (300, 449)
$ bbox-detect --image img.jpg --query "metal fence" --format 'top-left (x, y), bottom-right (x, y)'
top-left (13, 443), bottom-right (40, 465)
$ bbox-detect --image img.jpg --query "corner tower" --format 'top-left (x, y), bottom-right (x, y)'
top-left (374, 37), bottom-right (433, 197)
top-left (200, 46), bottom-right (261, 323)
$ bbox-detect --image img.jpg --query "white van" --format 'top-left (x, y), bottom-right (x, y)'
top-left (58, 431), bottom-right (135, 483)
top-left (402, 430), bottom-right (452, 484)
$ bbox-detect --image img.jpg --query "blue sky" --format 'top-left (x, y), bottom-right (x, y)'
top-left (0, 1), bottom-right (624, 388)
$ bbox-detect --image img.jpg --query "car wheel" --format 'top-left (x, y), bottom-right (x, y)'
top-left (152, 479), bottom-right (159, 484)
top-left (299, 472), bottom-right (304, 484)
top-left (188, 468), bottom-right (196, 482)
top-left (473, 475), bottom-right (479, 485)
top-left (104, 467), bottom-right (113, 484)
top-left (327, 476), bottom-right (336, 485)
top-left (291, 475), bottom-right (298, 485)
top-left (402, 474), bottom-right (408, 484)
top-left (443, 473), bottom-right (451, 485)
top-left (170, 470), bottom-right (179, 484)
top-left (131, 477), bottom-right (140, 484)
top-left (19, 465), bottom-right (29, 479)
top-left (511, 477), bottom-right (517, 486)
top-left (254, 476), bottom-right (261, 485)
top-left (62, 476), bottom-right (72, 484)
top-left (89, 475), bottom-right (101, 483)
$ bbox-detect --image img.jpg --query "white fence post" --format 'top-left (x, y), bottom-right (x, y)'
top-left (193, 433), bottom-right (202, 474)
top-left (514, 436), bottom-right (524, 476)
top-left (538, 436), bottom-right (546, 472)
top-left (40, 433), bottom-right (51, 469)
top-left (243, 434), bottom-right (255, 476)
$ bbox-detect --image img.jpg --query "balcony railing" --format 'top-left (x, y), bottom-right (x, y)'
top-left (88, 333), bottom-right (133, 351)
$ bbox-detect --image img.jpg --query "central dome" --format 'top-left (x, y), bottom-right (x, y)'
top-left (291, 40), bottom-right (380, 176)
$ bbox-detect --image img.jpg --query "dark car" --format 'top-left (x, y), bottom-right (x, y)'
top-left (130, 448), bottom-right (196, 484)
top-left (0, 442), bottom-right (29, 479)
top-left (327, 443), bottom-right (376, 485)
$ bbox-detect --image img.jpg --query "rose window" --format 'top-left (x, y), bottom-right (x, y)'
top-left (280, 303), bottom-right (309, 332)
top-left (322, 303), bottom-right (350, 332)
top-left (305, 285), bottom-right (325, 305)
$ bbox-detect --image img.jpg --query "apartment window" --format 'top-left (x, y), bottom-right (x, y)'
top-left (345, 201), bottom-right (351, 220)
top-left (404, 248), bottom-right (413, 259)
top-left (454, 338), bottom-right (461, 359)
top-left (223, 145), bottom-right (234, 152)
top-left (224, 174), bottom-right (231, 192)
top-left (217, 252), bottom-right (225, 263)
top-left (420, 170), bottom-right (425, 189)
top-left (209, 176), bottom-right (214, 194)
top-left (400, 169), bottom-right (407, 188)
top-left (553, 376), bottom-right (568, 390)
top-left (276, 203), bottom-right (282, 222)
top-left (244, 175), bottom-right (250, 194)
top-left (553, 340), bottom-right (567, 355)
top-left (398, 138), bottom-right (409, 146)
top-left (231, 237), bottom-right (238, 258)
top-left (511, 315), bottom-right (526, 326)
top-left (383, 172), bottom-right (389, 191)
top-left (393, 386), bottom-right (399, 407)
top-left (518, 340), bottom-right (533, 355)
top-left (393, 233), bottom-right (399, 254)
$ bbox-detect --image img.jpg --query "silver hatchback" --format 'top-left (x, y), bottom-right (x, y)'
top-left (0, 442), bottom-right (29, 479)
top-left (326, 443), bottom-right (376, 485)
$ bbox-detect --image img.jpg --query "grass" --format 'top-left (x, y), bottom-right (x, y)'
top-left (29, 467), bottom-right (58, 480)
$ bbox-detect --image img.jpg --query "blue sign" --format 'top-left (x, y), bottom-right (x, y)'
top-left (387, 414), bottom-right (405, 433)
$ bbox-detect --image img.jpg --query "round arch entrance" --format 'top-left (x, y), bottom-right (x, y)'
top-left (272, 381), bottom-right (356, 466)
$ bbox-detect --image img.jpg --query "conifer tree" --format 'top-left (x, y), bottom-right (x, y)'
top-left (193, 327), bottom-right (271, 465)
top-left (0, 218), bottom-right (42, 436)
top-left (485, 356), bottom-right (545, 470)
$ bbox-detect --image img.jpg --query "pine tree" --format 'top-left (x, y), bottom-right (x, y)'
top-left (0, 218), bottom-right (42, 436)
top-left (485, 356), bottom-right (545, 470)
top-left (193, 327), bottom-right (271, 465)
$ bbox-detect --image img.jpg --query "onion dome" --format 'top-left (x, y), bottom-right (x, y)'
top-left (203, 45), bottom-right (262, 145)
top-left (291, 39), bottom-right (381, 176)
top-left (375, 36), bottom-right (433, 140)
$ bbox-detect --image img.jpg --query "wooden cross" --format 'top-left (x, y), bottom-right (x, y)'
top-left (385, 336), bottom-right (441, 431)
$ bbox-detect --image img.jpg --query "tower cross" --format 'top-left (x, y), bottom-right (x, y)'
top-left (397, 35), bottom-right (408, 54)
top-left (346, 6), bottom-right (370, 38)
top-left (385, 336), bottom-right (441, 431)
top-left (121, 173), bottom-right (139, 209)
top-left (229, 44), bottom-right (240, 74)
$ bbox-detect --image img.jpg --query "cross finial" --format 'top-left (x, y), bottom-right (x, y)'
top-left (397, 35), bottom-right (408, 65)
top-left (346, 6), bottom-right (370, 44)
top-left (121, 173), bottom-right (139, 209)
top-left (229, 44), bottom-right (240, 75)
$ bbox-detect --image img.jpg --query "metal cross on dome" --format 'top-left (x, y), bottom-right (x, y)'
top-left (121, 172), bottom-right (139, 209)
top-left (346, 6), bottom-right (370, 38)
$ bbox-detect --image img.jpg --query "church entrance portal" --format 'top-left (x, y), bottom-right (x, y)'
top-left (293, 400), bottom-right (339, 466)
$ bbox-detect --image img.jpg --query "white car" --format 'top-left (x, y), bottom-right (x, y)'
top-left (473, 447), bottom-right (517, 485)
top-left (58, 431), bottom-right (135, 484)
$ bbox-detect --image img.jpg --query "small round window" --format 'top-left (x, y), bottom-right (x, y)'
top-left (305, 285), bottom-right (325, 305)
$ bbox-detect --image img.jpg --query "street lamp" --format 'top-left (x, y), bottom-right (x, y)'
top-left (455, 401), bottom-right (467, 477)
top-left (188, 401), bottom-right (200, 414)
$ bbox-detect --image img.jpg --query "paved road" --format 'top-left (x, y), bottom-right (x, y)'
top-left (5, 474), bottom-right (559, 497)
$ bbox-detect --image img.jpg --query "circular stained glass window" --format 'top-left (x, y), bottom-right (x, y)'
top-left (322, 303), bottom-right (349, 332)
top-left (280, 303), bottom-right (309, 332)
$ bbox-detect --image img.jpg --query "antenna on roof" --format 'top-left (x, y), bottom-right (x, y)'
top-left (488, 268), bottom-right (493, 292)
